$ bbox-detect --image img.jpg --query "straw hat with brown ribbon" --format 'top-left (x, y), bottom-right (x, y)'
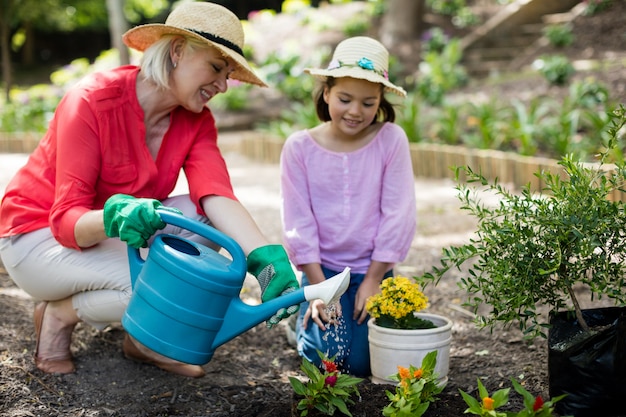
top-left (123, 2), bottom-right (266, 87)
top-left (305, 36), bottom-right (406, 97)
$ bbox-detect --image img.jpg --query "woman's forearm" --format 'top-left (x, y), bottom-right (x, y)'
top-left (200, 195), bottom-right (268, 255)
top-left (73, 196), bottom-right (272, 252)
top-left (74, 209), bottom-right (108, 248)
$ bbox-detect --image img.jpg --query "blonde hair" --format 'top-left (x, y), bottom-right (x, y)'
top-left (140, 35), bottom-right (208, 90)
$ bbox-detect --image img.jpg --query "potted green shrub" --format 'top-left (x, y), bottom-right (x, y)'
top-left (421, 105), bottom-right (626, 416)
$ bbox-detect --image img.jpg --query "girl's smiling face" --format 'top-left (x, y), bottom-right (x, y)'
top-left (170, 40), bottom-right (234, 113)
top-left (323, 76), bottom-right (382, 139)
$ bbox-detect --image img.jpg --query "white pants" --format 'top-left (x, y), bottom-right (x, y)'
top-left (0, 195), bottom-right (214, 330)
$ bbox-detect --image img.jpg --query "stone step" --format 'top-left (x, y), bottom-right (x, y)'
top-left (475, 33), bottom-right (539, 48)
top-left (463, 48), bottom-right (519, 62)
top-left (459, 0), bottom-right (581, 78)
top-left (462, 60), bottom-right (513, 78)
top-left (542, 2), bottom-right (588, 24)
top-left (519, 22), bottom-right (544, 34)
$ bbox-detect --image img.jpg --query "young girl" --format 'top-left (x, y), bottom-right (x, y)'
top-left (280, 36), bottom-right (416, 377)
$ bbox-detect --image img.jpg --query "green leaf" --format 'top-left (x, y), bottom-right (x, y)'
top-left (510, 377), bottom-right (535, 408)
top-left (459, 389), bottom-right (482, 413)
top-left (315, 403), bottom-right (331, 414)
top-left (476, 378), bottom-right (489, 399)
top-left (331, 396), bottom-right (353, 416)
top-left (421, 351), bottom-right (438, 372)
top-left (301, 358), bottom-right (321, 380)
top-left (413, 402), bottom-right (430, 417)
top-left (289, 377), bottom-right (306, 395)
top-left (491, 388), bottom-right (510, 407)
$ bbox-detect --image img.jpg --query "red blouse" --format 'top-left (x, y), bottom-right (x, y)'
top-left (0, 66), bottom-right (236, 249)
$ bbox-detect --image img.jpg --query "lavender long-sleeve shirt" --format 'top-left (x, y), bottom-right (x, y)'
top-left (280, 122), bottom-right (417, 274)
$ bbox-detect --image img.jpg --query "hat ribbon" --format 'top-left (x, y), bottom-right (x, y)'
top-left (187, 28), bottom-right (244, 57)
top-left (326, 57), bottom-right (389, 80)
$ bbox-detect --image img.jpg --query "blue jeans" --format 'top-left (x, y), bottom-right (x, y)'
top-left (296, 266), bottom-right (393, 377)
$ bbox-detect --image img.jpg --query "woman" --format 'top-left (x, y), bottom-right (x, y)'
top-left (0, 2), bottom-right (298, 378)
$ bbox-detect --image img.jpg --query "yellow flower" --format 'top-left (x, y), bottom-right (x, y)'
top-left (365, 275), bottom-right (430, 328)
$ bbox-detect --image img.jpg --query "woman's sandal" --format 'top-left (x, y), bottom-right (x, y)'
top-left (122, 334), bottom-right (205, 378)
top-left (33, 302), bottom-right (75, 374)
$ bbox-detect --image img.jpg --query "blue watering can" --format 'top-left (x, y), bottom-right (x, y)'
top-left (122, 209), bottom-right (350, 365)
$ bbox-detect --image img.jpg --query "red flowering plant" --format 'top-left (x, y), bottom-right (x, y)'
top-left (289, 351), bottom-right (363, 416)
top-left (509, 378), bottom-right (567, 417)
top-left (459, 377), bottom-right (567, 417)
top-left (382, 350), bottom-right (444, 417)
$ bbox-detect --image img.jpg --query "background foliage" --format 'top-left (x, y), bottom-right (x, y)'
top-left (1, 0), bottom-right (623, 162)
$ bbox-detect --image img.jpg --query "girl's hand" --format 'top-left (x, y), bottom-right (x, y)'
top-left (354, 278), bottom-right (381, 325)
top-left (302, 299), bottom-right (343, 331)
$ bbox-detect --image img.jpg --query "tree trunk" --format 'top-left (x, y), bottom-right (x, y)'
top-left (106, 0), bottom-right (130, 65)
top-left (379, 0), bottom-right (425, 46)
top-left (21, 20), bottom-right (34, 66)
top-left (1, 6), bottom-right (12, 102)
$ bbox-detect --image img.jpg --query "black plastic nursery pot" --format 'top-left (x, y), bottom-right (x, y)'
top-left (548, 307), bottom-right (626, 417)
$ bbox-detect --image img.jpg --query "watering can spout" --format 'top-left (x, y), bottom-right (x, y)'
top-left (211, 267), bottom-right (351, 349)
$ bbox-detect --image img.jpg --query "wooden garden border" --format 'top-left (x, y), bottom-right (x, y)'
top-left (4, 131), bottom-right (624, 201)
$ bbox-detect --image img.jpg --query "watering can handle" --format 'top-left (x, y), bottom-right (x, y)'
top-left (156, 208), bottom-right (246, 262)
top-left (127, 208), bottom-right (247, 285)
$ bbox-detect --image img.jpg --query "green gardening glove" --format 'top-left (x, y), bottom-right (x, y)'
top-left (103, 194), bottom-right (181, 249)
top-left (247, 244), bottom-right (300, 328)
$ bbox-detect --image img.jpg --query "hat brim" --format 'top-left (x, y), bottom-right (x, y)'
top-left (305, 67), bottom-right (406, 97)
top-left (123, 24), bottom-right (267, 87)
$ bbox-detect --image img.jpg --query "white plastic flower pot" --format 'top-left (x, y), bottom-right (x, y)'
top-left (368, 313), bottom-right (452, 385)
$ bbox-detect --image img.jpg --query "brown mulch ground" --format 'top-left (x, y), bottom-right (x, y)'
top-left (0, 150), bottom-right (551, 416)
top-left (1, 2), bottom-right (626, 417)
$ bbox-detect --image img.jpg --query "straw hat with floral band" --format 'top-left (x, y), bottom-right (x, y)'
top-left (305, 36), bottom-right (406, 97)
top-left (123, 1), bottom-right (266, 87)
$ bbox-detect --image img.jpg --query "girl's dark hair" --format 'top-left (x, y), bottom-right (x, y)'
top-left (313, 77), bottom-right (396, 124)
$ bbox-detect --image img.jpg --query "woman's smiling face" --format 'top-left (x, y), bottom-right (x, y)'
top-left (170, 41), bottom-right (233, 113)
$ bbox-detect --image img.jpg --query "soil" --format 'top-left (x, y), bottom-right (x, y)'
top-left (1, 150), bottom-right (552, 417)
top-left (2, 2), bottom-right (626, 417)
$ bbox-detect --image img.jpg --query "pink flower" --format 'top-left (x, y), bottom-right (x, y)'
top-left (325, 375), bottom-right (337, 387)
top-left (327, 59), bottom-right (341, 70)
